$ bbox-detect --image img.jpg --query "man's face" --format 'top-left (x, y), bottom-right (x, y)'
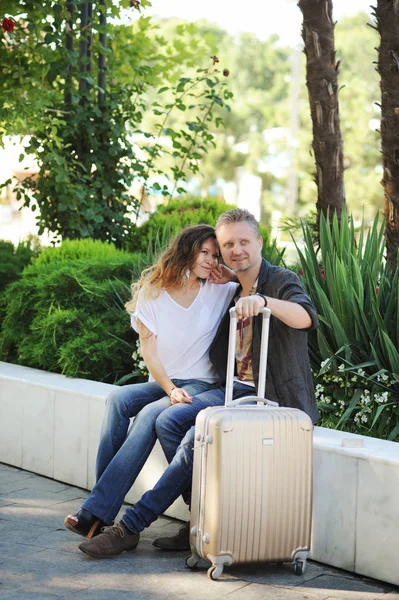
top-left (216, 221), bottom-right (263, 274)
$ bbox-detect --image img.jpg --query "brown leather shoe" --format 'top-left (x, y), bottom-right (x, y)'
top-left (79, 522), bottom-right (140, 558)
top-left (152, 521), bottom-right (190, 551)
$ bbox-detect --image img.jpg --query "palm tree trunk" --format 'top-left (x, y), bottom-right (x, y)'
top-left (298, 0), bottom-right (346, 230)
top-left (374, 0), bottom-right (399, 271)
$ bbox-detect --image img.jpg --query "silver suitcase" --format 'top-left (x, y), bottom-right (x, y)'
top-left (186, 307), bottom-right (313, 580)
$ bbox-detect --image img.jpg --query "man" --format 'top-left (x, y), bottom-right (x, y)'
top-left (79, 208), bottom-right (319, 558)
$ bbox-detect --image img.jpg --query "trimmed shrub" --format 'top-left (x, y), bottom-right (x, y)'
top-left (124, 198), bottom-right (282, 264)
top-left (0, 237), bottom-right (40, 293)
top-left (0, 240), bottom-right (146, 383)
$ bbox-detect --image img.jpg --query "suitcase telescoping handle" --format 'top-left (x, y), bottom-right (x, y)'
top-left (225, 306), bottom-right (278, 408)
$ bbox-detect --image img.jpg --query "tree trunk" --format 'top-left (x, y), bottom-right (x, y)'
top-left (298, 0), bottom-right (346, 230)
top-left (374, 0), bottom-right (399, 271)
top-left (64, 2), bottom-right (74, 105)
top-left (78, 2), bottom-right (90, 97)
top-left (98, 0), bottom-right (106, 106)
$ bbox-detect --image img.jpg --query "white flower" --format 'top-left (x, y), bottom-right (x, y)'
top-left (357, 369), bottom-right (366, 377)
top-left (138, 360), bottom-right (146, 370)
top-left (338, 364), bottom-right (345, 372)
top-left (320, 359), bottom-right (330, 371)
top-left (361, 414), bottom-right (368, 423)
top-left (381, 373), bottom-right (389, 382)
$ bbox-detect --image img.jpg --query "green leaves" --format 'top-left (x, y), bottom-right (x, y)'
top-left (145, 58), bottom-right (232, 199)
top-left (298, 209), bottom-right (399, 440)
top-left (0, 239), bottom-right (145, 384)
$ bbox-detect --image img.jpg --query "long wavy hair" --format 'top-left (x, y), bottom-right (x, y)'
top-left (125, 224), bottom-right (216, 314)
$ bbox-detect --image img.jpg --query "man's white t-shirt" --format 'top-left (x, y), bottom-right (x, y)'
top-left (131, 281), bottom-right (237, 383)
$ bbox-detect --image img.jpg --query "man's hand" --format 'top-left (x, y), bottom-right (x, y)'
top-left (208, 264), bottom-right (237, 284)
top-left (170, 388), bottom-right (193, 405)
top-left (235, 295), bottom-right (266, 320)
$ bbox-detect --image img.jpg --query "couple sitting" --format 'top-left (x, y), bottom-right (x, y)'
top-left (64, 208), bottom-right (320, 558)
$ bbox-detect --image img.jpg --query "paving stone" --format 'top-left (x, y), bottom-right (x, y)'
top-left (66, 569), bottom-right (249, 600)
top-left (0, 589), bottom-right (61, 600)
top-left (224, 559), bottom-right (327, 586)
top-left (0, 483), bottom-right (31, 496)
top-left (228, 582), bottom-right (331, 600)
top-left (58, 588), bottom-right (149, 600)
top-left (0, 541), bottom-right (45, 561)
top-left (1, 463), bottom-right (398, 600)
top-left (302, 574), bottom-right (391, 597)
top-left (0, 487), bottom-right (85, 508)
top-left (0, 518), bottom-right (59, 552)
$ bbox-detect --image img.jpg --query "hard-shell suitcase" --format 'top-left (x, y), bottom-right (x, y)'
top-left (186, 307), bottom-right (313, 580)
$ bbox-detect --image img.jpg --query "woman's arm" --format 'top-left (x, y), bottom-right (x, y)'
top-left (137, 319), bottom-right (192, 404)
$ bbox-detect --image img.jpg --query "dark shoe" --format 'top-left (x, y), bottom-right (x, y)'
top-left (79, 522), bottom-right (140, 558)
top-left (152, 521), bottom-right (190, 551)
top-left (64, 508), bottom-right (105, 539)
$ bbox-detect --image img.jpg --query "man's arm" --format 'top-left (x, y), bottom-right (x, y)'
top-left (235, 295), bottom-right (312, 329)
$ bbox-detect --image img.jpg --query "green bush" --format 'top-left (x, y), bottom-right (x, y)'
top-left (124, 197), bottom-right (283, 264)
top-left (295, 210), bottom-right (399, 441)
top-left (0, 240), bottom-right (146, 384)
top-left (31, 238), bottom-right (124, 267)
top-left (0, 237), bottom-right (40, 294)
top-left (125, 198), bottom-right (235, 253)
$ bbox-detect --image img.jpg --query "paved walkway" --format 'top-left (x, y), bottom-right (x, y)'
top-left (0, 463), bottom-right (398, 600)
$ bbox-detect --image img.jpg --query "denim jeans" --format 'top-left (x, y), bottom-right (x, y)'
top-left (121, 382), bottom-right (256, 534)
top-left (82, 378), bottom-right (218, 524)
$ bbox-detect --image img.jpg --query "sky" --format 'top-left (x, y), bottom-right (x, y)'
top-left (147, 0), bottom-right (372, 45)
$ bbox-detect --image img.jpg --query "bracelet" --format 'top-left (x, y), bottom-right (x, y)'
top-left (169, 386), bottom-right (176, 398)
top-left (256, 292), bottom-right (268, 307)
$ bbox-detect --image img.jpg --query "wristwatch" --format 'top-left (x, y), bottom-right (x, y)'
top-left (256, 292), bottom-right (268, 307)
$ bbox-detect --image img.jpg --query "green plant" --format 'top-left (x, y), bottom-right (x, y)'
top-left (0, 239), bottom-right (146, 383)
top-left (124, 197), bottom-right (285, 265)
top-left (295, 209), bottom-right (399, 440)
top-left (314, 353), bottom-right (398, 440)
top-left (0, 237), bottom-right (40, 293)
top-left (1, 5), bottom-right (232, 245)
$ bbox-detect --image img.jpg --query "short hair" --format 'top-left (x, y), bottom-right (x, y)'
top-left (215, 208), bottom-right (261, 238)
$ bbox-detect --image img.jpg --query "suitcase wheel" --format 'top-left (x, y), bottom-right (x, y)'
top-left (293, 559), bottom-right (305, 576)
top-left (207, 565), bottom-right (223, 580)
top-left (185, 555), bottom-right (199, 569)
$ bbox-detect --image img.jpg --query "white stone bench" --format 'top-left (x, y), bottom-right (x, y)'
top-left (1, 361), bottom-right (398, 586)
top-left (0, 361), bottom-right (189, 521)
top-left (311, 426), bottom-right (399, 586)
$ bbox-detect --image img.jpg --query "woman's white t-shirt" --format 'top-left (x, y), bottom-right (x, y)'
top-left (131, 280), bottom-right (237, 383)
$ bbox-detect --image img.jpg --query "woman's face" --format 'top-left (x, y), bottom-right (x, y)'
top-left (191, 237), bottom-right (219, 279)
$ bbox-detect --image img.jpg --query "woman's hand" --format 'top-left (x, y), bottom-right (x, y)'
top-left (208, 264), bottom-right (237, 284)
top-left (170, 387), bottom-right (193, 405)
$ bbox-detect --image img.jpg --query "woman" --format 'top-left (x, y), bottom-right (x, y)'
top-left (64, 224), bottom-right (236, 538)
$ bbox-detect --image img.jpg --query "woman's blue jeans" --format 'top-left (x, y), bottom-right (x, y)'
top-left (82, 378), bottom-right (220, 524)
top-left (121, 382), bottom-right (256, 534)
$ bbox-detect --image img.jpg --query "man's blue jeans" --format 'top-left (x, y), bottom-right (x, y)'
top-left (82, 378), bottom-right (221, 524)
top-left (121, 382), bottom-right (256, 534)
